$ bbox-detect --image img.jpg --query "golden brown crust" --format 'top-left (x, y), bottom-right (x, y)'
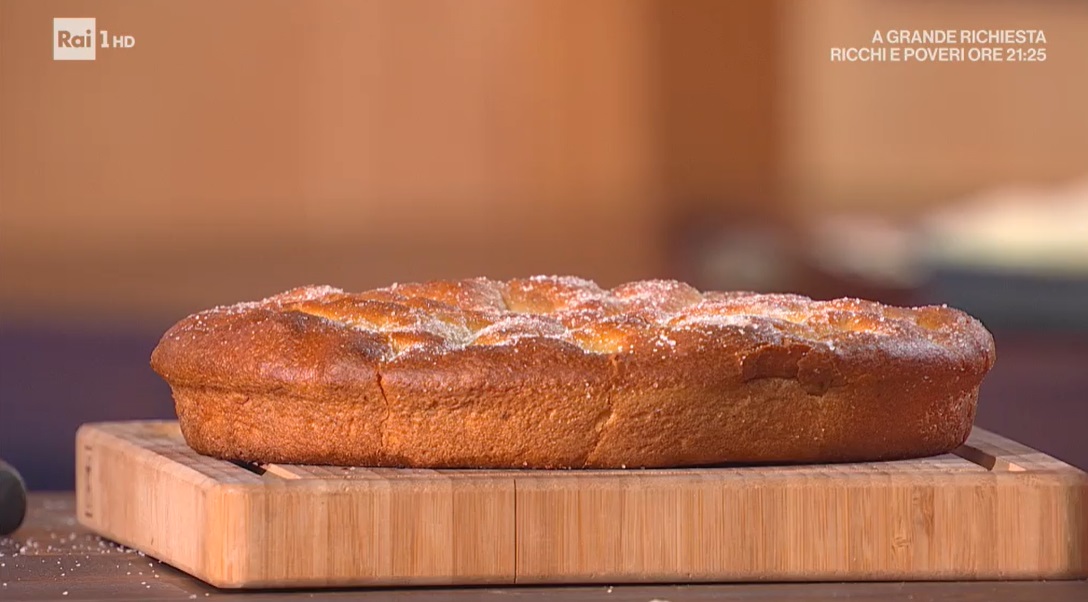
top-left (150, 276), bottom-right (996, 468)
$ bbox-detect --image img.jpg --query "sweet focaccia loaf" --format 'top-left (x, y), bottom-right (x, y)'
top-left (150, 276), bottom-right (996, 468)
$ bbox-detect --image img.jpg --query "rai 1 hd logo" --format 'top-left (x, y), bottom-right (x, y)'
top-left (53, 18), bottom-right (135, 61)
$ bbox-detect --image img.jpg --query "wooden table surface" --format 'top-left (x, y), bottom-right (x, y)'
top-left (1, 494), bottom-right (1085, 601)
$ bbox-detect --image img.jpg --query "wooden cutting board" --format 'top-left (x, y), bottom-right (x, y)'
top-left (75, 421), bottom-right (1087, 588)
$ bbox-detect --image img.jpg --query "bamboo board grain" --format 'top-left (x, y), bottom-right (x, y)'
top-left (75, 421), bottom-right (1088, 588)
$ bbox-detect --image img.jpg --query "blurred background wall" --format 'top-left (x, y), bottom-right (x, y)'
top-left (2, 0), bottom-right (1086, 488)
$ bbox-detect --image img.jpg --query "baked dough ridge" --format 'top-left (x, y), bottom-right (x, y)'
top-left (150, 276), bottom-right (996, 468)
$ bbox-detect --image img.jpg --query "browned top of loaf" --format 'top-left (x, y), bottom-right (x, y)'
top-left (151, 276), bottom-right (996, 400)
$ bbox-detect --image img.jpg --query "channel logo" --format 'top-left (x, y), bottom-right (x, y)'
top-left (53, 17), bottom-right (135, 61)
top-left (54, 17), bottom-right (96, 60)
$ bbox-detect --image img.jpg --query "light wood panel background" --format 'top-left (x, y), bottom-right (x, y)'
top-left (0, 0), bottom-right (674, 326)
top-left (778, 0), bottom-right (1088, 214)
top-left (2, 0), bottom-right (1087, 327)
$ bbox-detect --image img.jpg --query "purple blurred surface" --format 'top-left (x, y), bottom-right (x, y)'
top-left (972, 331), bottom-right (1088, 472)
top-left (0, 326), bottom-right (176, 490)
